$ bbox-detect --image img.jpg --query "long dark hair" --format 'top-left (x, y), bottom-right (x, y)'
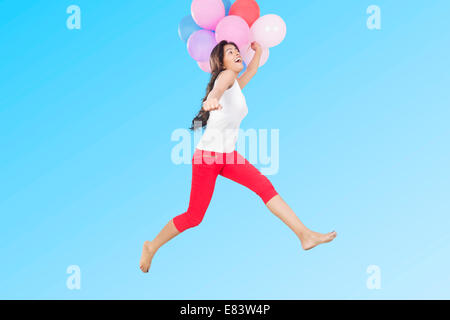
top-left (189, 40), bottom-right (240, 131)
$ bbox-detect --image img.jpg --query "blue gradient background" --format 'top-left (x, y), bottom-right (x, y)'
top-left (1, 0), bottom-right (449, 299)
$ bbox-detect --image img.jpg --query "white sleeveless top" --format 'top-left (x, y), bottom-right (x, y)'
top-left (196, 78), bottom-right (248, 153)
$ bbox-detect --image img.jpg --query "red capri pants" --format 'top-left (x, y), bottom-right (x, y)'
top-left (173, 148), bottom-right (279, 233)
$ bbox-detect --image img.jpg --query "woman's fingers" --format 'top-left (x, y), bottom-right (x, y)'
top-left (211, 99), bottom-right (218, 110)
top-left (210, 103), bottom-right (222, 110)
top-left (202, 99), bottom-right (222, 111)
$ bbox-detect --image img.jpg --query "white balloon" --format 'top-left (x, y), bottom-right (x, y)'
top-left (251, 14), bottom-right (287, 48)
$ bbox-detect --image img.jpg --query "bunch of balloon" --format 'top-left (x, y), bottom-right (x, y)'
top-left (178, 0), bottom-right (286, 73)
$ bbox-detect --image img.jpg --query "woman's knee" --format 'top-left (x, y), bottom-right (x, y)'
top-left (256, 178), bottom-right (278, 205)
top-left (173, 210), bottom-right (205, 232)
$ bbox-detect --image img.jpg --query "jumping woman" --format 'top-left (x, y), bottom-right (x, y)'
top-left (139, 40), bottom-right (337, 273)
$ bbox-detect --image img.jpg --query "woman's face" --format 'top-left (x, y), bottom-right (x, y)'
top-left (222, 44), bottom-right (243, 73)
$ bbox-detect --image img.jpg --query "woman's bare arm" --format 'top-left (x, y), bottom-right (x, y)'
top-left (238, 42), bottom-right (262, 89)
top-left (203, 69), bottom-right (236, 111)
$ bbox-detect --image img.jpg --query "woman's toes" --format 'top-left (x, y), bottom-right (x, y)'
top-left (328, 231), bottom-right (337, 240)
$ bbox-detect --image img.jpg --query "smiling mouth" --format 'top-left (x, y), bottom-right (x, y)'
top-left (234, 57), bottom-right (242, 63)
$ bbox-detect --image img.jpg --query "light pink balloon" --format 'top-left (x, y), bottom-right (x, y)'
top-left (191, 0), bottom-right (225, 31)
top-left (197, 60), bottom-right (212, 73)
top-left (215, 15), bottom-right (251, 52)
top-left (251, 14), bottom-right (286, 48)
top-left (243, 45), bottom-right (269, 67)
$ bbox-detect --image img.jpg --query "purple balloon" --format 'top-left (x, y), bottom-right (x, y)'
top-left (187, 29), bottom-right (217, 62)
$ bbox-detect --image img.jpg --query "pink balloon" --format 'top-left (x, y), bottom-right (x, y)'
top-left (191, 0), bottom-right (225, 31)
top-left (197, 60), bottom-right (212, 73)
top-left (243, 45), bottom-right (269, 67)
top-left (215, 15), bottom-right (251, 52)
top-left (251, 14), bottom-right (286, 48)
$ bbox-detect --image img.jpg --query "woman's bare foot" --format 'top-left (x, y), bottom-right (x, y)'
top-left (300, 230), bottom-right (337, 251)
top-left (139, 240), bottom-right (157, 273)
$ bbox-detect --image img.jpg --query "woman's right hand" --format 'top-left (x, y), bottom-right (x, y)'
top-left (202, 97), bottom-right (222, 111)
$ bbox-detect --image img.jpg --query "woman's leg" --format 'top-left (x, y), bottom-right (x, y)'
top-left (139, 219), bottom-right (180, 273)
top-left (265, 195), bottom-right (337, 250)
top-left (220, 151), bottom-right (337, 250)
top-left (140, 151), bottom-right (221, 273)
